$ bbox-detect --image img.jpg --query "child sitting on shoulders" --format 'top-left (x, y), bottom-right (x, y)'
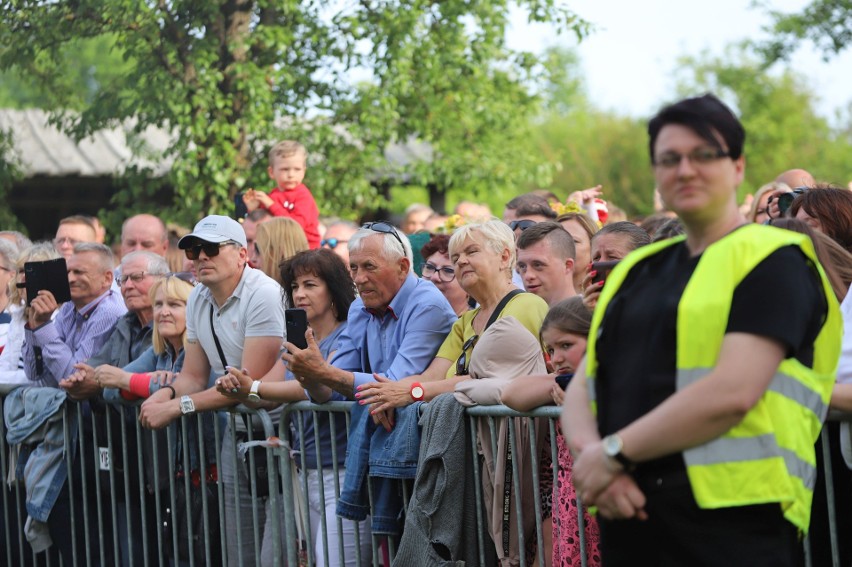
top-left (243, 140), bottom-right (321, 249)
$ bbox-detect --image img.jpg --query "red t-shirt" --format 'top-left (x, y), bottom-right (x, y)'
top-left (264, 184), bottom-right (321, 249)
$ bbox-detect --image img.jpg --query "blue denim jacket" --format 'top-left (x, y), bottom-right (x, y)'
top-left (4, 386), bottom-right (75, 523)
top-left (337, 401), bottom-right (422, 535)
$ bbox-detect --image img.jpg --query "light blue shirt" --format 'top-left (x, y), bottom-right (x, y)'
top-left (329, 274), bottom-right (456, 398)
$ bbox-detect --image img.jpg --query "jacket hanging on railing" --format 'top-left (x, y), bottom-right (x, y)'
top-left (4, 386), bottom-right (75, 552)
top-left (394, 393), bottom-right (493, 566)
top-left (337, 400), bottom-right (424, 535)
top-left (454, 316), bottom-right (548, 567)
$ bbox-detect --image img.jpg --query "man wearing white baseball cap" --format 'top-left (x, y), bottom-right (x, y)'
top-left (139, 214), bottom-right (288, 565)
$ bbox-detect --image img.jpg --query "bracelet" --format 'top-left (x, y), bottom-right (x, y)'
top-left (163, 385), bottom-right (177, 400)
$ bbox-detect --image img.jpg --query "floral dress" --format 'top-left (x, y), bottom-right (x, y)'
top-left (552, 424), bottom-right (601, 566)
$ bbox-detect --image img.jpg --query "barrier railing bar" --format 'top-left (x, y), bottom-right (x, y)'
top-left (525, 416), bottom-right (545, 567)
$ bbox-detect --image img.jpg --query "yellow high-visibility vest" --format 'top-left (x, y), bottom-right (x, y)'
top-left (586, 224), bottom-right (842, 532)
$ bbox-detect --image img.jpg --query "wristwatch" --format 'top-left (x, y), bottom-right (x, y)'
top-left (248, 380), bottom-right (262, 403)
top-left (602, 434), bottom-right (635, 471)
top-left (410, 382), bottom-right (425, 402)
top-left (179, 395), bottom-right (196, 415)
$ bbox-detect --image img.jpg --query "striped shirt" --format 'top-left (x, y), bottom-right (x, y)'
top-left (23, 289), bottom-right (127, 387)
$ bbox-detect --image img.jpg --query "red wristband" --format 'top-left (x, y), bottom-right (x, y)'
top-left (128, 373), bottom-right (152, 398)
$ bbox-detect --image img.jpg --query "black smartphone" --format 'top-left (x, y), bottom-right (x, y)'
top-left (285, 308), bottom-right (309, 350)
top-left (25, 258), bottom-right (71, 306)
top-left (234, 192), bottom-right (248, 220)
top-left (590, 260), bottom-right (620, 285)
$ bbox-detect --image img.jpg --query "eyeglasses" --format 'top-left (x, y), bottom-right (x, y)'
top-left (509, 219), bottom-right (537, 232)
top-left (118, 271), bottom-right (157, 285)
top-left (164, 271), bottom-right (198, 286)
top-left (362, 221), bottom-right (405, 252)
top-left (421, 262), bottom-right (456, 282)
top-left (653, 147), bottom-right (730, 169)
top-left (456, 334), bottom-right (480, 376)
top-left (184, 240), bottom-right (238, 260)
top-left (321, 238), bottom-right (349, 249)
top-left (53, 236), bottom-right (81, 247)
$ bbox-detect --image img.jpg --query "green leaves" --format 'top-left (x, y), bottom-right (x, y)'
top-left (0, 0), bottom-right (590, 230)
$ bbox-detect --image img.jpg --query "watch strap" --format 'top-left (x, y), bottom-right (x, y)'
top-left (248, 380), bottom-right (262, 401)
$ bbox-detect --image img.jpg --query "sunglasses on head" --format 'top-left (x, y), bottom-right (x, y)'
top-left (362, 221), bottom-right (405, 252)
top-left (184, 240), bottom-right (238, 260)
top-left (456, 334), bottom-right (480, 376)
top-left (321, 237), bottom-right (348, 249)
top-left (509, 219), bottom-right (537, 232)
top-left (164, 271), bottom-right (198, 286)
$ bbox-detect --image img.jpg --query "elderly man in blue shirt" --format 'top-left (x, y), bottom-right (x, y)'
top-left (283, 220), bottom-right (456, 538)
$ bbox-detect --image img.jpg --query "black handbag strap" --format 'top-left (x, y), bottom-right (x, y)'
top-left (209, 304), bottom-right (230, 371)
top-left (485, 289), bottom-right (524, 331)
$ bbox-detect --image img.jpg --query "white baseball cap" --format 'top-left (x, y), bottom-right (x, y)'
top-left (178, 215), bottom-right (248, 249)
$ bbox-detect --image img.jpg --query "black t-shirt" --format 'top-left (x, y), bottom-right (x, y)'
top-left (595, 240), bottom-right (827, 474)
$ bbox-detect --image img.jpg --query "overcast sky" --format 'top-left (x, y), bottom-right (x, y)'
top-left (507, 0), bottom-right (852, 121)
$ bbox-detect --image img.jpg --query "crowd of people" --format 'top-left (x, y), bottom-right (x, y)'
top-left (0, 94), bottom-right (851, 567)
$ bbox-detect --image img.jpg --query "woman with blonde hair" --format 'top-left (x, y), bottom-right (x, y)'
top-left (250, 217), bottom-right (309, 285)
top-left (747, 181), bottom-right (790, 224)
top-left (0, 242), bottom-right (60, 390)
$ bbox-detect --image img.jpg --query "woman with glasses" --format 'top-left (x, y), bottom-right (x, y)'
top-left (216, 249), bottom-right (371, 566)
top-left (563, 94), bottom-right (841, 566)
top-left (250, 217), bottom-right (310, 285)
top-left (0, 242), bottom-right (59, 391)
top-left (419, 234), bottom-right (470, 316)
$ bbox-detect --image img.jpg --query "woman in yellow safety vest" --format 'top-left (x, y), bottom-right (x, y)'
top-left (562, 94), bottom-right (842, 567)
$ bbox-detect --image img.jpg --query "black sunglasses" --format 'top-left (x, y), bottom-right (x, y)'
top-left (362, 221), bottom-right (405, 252)
top-left (509, 219), bottom-right (537, 232)
top-left (184, 240), bottom-right (238, 260)
top-left (456, 334), bottom-right (480, 376)
top-left (321, 238), bottom-right (348, 249)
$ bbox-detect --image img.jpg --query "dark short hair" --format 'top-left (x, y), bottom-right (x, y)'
top-left (420, 234), bottom-right (451, 260)
top-left (789, 186), bottom-right (852, 253)
top-left (592, 221), bottom-right (651, 252)
top-left (247, 208), bottom-right (273, 222)
top-left (280, 249), bottom-right (356, 322)
top-left (505, 193), bottom-right (557, 219)
top-left (648, 93), bottom-right (745, 164)
top-left (516, 221), bottom-right (576, 260)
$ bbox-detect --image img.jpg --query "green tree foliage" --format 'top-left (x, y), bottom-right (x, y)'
top-left (0, 0), bottom-right (588, 227)
top-left (673, 48), bottom-right (852, 195)
top-left (0, 128), bottom-right (25, 232)
top-left (532, 47), bottom-right (656, 217)
top-left (758, 0), bottom-right (852, 62)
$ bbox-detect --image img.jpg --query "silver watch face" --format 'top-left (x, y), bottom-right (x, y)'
top-left (247, 393), bottom-right (261, 402)
top-left (602, 435), bottom-right (622, 457)
top-left (180, 396), bottom-right (194, 414)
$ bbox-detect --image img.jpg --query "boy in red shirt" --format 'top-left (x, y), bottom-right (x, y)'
top-left (243, 140), bottom-right (321, 248)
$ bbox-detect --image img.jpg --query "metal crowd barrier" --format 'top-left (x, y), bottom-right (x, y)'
top-left (0, 392), bottom-right (848, 567)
